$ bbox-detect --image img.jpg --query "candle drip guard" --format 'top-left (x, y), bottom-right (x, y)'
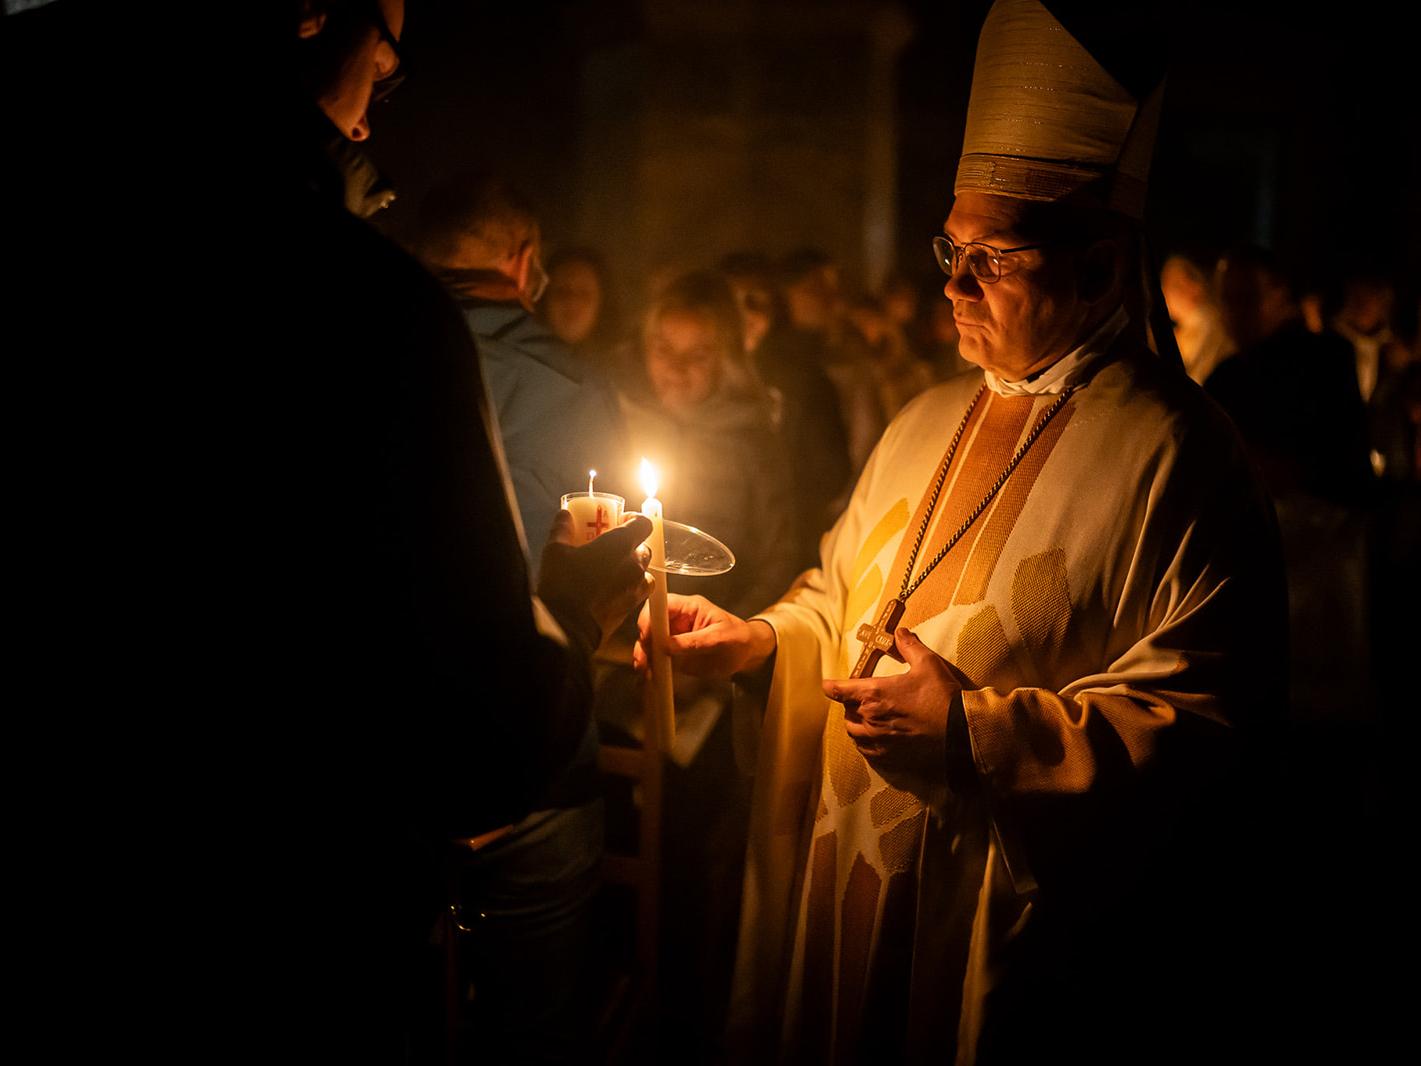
top-left (631, 516), bottom-right (736, 576)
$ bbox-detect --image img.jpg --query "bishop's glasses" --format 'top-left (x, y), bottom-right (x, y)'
top-left (931, 235), bottom-right (1049, 284)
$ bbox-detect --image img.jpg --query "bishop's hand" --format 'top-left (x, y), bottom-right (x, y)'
top-left (822, 627), bottom-right (964, 775)
top-left (634, 593), bottom-right (777, 679)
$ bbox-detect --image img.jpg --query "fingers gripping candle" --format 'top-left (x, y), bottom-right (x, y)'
top-left (640, 458), bottom-right (676, 746)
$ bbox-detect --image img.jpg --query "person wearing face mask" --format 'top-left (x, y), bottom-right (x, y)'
top-left (404, 171), bottom-right (645, 1061)
top-left (409, 171), bottom-right (634, 574)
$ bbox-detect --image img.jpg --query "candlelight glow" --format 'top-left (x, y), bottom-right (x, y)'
top-left (639, 457), bottom-right (661, 500)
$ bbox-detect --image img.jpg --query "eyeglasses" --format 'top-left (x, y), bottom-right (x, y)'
top-left (931, 235), bottom-right (1049, 285)
top-left (367, 3), bottom-right (404, 102)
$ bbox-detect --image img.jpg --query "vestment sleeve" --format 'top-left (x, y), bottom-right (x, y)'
top-left (732, 421), bottom-right (903, 769)
top-left (954, 421), bottom-right (1287, 894)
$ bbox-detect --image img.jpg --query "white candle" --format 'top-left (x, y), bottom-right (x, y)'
top-left (561, 487), bottom-right (624, 546)
top-left (639, 458), bottom-right (676, 747)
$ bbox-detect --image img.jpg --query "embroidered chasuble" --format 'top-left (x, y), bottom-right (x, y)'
top-left (727, 326), bottom-right (1284, 1065)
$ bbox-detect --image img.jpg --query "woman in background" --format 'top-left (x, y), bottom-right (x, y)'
top-left (619, 269), bottom-right (796, 616)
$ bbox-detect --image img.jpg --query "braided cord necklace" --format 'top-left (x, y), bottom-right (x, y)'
top-left (850, 382), bottom-right (1079, 678)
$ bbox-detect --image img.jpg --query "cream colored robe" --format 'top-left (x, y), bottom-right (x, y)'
top-left (727, 328), bottom-right (1284, 1065)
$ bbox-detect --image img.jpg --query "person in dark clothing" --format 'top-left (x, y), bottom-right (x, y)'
top-left (240, 5), bottom-right (652, 1061)
top-left (1206, 245), bottom-right (1373, 505)
top-left (778, 247), bottom-right (888, 477)
top-left (1207, 245), bottom-right (1373, 726)
top-left (407, 170), bottom-right (642, 1063)
top-left (721, 252), bottom-right (853, 573)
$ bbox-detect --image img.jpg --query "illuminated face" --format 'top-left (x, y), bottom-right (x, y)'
top-left (311, 0), bottom-right (404, 142)
top-left (546, 260), bottom-right (602, 346)
top-left (645, 308), bottom-right (725, 414)
top-left (941, 191), bottom-right (1093, 380)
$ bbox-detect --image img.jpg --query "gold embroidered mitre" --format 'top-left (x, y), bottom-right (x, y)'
top-left (954, 0), bottom-right (1164, 219)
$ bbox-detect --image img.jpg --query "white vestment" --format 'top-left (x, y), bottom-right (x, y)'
top-left (728, 317), bottom-right (1285, 1064)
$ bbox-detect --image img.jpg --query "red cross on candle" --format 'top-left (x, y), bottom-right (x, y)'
top-left (587, 505), bottom-right (610, 537)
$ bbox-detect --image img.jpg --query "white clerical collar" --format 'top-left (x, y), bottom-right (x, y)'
top-left (983, 305), bottom-right (1129, 396)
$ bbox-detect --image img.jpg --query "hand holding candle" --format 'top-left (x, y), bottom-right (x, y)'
top-left (538, 505), bottom-right (652, 649)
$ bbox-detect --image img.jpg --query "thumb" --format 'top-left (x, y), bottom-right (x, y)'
top-left (547, 508), bottom-right (576, 547)
top-left (584, 513), bottom-right (653, 561)
top-left (895, 627), bottom-right (933, 666)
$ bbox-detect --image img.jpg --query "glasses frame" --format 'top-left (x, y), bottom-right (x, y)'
top-left (931, 235), bottom-right (1050, 285)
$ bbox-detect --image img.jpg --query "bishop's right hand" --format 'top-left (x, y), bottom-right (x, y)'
top-left (634, 593), bottom-right (778, 679)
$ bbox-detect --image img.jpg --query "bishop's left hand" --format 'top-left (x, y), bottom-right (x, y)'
top-left (822, 627), bottom-right (963, 774)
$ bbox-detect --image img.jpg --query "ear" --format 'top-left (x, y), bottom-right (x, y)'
top-left (511, 240), bottom-right (536, 293)
top-left (1077, 238), bottom-right (1119, 305)
top-left (297, 2), bottom-right (327, 39)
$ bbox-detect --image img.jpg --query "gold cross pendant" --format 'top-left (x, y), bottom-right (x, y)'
top-left (852, 597), bottom-right (905, 678)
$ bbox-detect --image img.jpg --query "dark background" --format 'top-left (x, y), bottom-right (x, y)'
top-left (366, 0), bottom-right (1418, 319)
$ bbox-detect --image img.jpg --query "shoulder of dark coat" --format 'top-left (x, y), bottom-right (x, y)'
top-left (289, 196), bottom-right (476, 361)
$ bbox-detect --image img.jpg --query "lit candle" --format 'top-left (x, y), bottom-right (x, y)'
top-left (639, 458), bottom-right (676, 746)
top-left (561, 468), bottom-right (623, 546)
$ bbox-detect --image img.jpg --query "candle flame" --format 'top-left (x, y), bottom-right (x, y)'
top-left (588, 469), bottom-right (597, 496)
top-left (639, 457), bottom-right (660, 499)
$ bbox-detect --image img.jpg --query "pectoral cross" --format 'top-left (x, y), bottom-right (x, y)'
top-left (586, 505), bottom-right (610, 538)
top-left (852, 597), bottom-right (906, 678)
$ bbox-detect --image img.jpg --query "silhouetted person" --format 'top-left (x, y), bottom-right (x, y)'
top-left (1207, 245), bottom-right (1372, 505)
top-left (256, 5), bottom-right (651, 1060)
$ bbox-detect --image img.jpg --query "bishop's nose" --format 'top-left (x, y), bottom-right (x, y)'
top-left (945, 269), bottom-right (982, 302)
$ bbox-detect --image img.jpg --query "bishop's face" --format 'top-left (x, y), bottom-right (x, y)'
top-left (942, 192), bottom-right (1095, 381)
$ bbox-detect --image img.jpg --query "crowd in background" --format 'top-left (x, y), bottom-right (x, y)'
top-left (395, 165), bottom-right (1418, 1062)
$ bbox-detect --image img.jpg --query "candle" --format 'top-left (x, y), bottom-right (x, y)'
top-left (560, 480), bottom-right (624, 545)
top-left (639, 458), bottom-right (676, 747)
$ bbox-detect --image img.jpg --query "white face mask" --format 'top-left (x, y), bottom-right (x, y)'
top-left (525, 258), bottom-right (550, 305)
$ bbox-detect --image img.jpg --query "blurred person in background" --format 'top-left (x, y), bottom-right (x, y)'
top-left (1161, 252), bottom-right (1232, 386)
top-left (409, 171), bottom-right (633, 570)
top-left (1332, 272), bottom-right (1399, 405)
top-left (880, 273), bottom-right (923, 343)
top-left (543, 245), bottom-right (622, 366)
top-left (1208, 244), bottom-right (1374, 726)
top-left (922, 294), bottom-right (974, 378)
top-left (722, 252), bottom-right (853, 574)
top-left (780, 247), bottom-right (887, 475)
top-left (1207, 245), bottom-right (1371, 504)
top-left (620, 270), bottom-right (796, 618)
top-left (615, 270), bottom-right (799, 1055)
top-left (844, 293), bottom-right (935, 420)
